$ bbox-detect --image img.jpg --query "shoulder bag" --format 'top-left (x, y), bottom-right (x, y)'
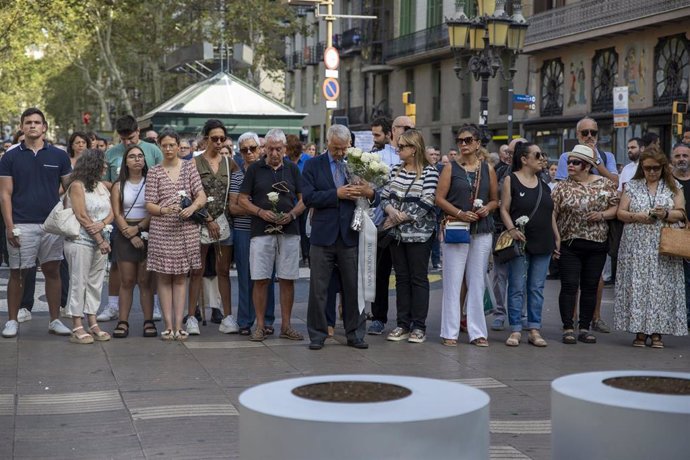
top-left (659, 209), bottom-right (690, 259)
top-left (378, 173), bottom-right (415, 248)
top-left (43, 182), bottom-right (80, 238)
top-left (442, 162), bottom-right (482, 244)
top-left (200, 156), bottom-right (231, 244)
top-left (180, 160), bottom-right (210, 225)
top-left (493, 177), bottom-right (543, 264)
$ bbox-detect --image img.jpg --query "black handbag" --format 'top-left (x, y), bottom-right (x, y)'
top-left (180, 160), bottom-right (209, 225)
top-left (493, 177), bottom-right (542, 263)
top-left (378, 176), bottom-right (416, 249)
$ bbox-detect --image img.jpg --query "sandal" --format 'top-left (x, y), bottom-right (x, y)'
top-left (279, 327), bottom-right (304, 341)
top-left (69, 326), bottom-right (94, 345)
top-left (577, 330), bottom-right (596, 344)
top-left (263, 326), bottom-right (275, 336)
top-left (562, 330), bottom-right (576, 344)
top-left (143, 320), bottom-right (157, 338)
top-left (239, 327), bottom-right (251, 336)
top-left (471, 337), bottom-right (489, 347)
top-left (174, 330), bottom-right (189, 341)
top-left (249, 328), bottom-right (266, 342)
top-left (112, 321), bottom-right (129, 339)
top-left (89, 324), bottom-right (111, 341)
top-left (528, 330), bottom-right (547, 347)
top-left (505, 332), bottom-right (521, 347)
top-left (441, 338), bottom-right (457, 347)
top-left (650, 333), bottom-right (664, 349)
top-left (160, 329), bottom-right (174, 341)
top-left (632, 333), bottom-right (648, 348)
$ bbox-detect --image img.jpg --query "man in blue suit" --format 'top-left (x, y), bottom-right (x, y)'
top-left (302, 124), bottom-right (378, 350)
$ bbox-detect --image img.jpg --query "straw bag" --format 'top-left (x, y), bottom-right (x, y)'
top-left (659, 209), bottom-right (690, 259)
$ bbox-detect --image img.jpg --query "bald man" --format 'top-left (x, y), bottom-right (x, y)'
top-left (391, 116), bottom-right (415, 148)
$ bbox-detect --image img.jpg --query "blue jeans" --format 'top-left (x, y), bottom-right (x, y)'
top-left (684, 260), bottom-right (690, 327)
top-left (507, 252), bottom-right (551, 332)
top-left (234, 229), bottom-right (275, 328)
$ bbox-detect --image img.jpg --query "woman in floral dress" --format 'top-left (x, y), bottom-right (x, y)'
top-left (145, 130), bottom-right (206, 341)
top-left (615, 147), bottom-right (688, 348)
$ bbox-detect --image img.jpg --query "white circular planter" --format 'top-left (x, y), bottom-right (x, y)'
top-left (239, 374), bottom-right (490, 460)
top-left (552, 371), bottom-right (690, 460)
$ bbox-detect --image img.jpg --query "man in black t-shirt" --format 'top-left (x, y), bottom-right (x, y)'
top-left (671, 142), bottom-right (690, 329)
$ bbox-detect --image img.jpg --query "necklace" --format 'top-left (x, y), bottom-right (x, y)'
top-left (644, 180), bottom-right (663, 209)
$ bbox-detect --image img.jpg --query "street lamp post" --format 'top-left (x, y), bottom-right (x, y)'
top-left (446, 0), bottom-right (528, 146)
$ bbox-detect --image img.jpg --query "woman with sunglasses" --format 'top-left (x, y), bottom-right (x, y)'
top-left (500, 142), bottom-right (559, 347)
top-left (551, 145), bottom-right (618, 344)
top-left (146, 130), bottom-right (206, 340)
top-left (614, 147), bottom-right (687, 348)
top-left (187, 119), bottom-right (239, 336)
top-left (436, 124), bottom-right (498, 347)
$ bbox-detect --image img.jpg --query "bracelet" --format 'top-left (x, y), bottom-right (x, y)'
top-left (256, 209), bottom-right (262, 217)
top-left (456, 210), bottom-right (462, 217)
top-left (289, 211), bottom-right (296, 221)
top-left (507, 227), bottom-right (517, 233)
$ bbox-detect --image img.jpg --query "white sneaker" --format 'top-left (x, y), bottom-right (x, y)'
top-left (152, 305), bottom-right (162, 321)
top-left (96, 306), bottom-right (119, 322)
top-left (219, 315), bottom-right (240, 334)
top-left (2, 320), bottom-right (18, 338)
top-left (48, 319), bottom-right (71, 336)
top-left (17, 308), bottom-right (32, 323)
top-left (60, 306), bottom-right (70, 318)
top-left (186, 316), bottom-right (200, 335)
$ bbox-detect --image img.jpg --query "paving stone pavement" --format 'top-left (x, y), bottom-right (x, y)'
top-left (0, 268), bottom-right (688, 459)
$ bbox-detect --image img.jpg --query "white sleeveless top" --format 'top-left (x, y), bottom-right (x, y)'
top-left (122, 179), bottom-right (148, 219)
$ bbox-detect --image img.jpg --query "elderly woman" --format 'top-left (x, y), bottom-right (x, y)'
top-left (436, 124), bottom-right (498, 347)
top-left (381, 129), bottom-right (439, 344)
top-left (187, 119), bottom-right (238, 336)
top-left (64, 150), bottom-right (113, 344)
top-left (615, 147), bottom-right (688, 348)
top-left (551, 145), bottom-right (618, 344)
top-left (145, 130), bottom-right (206, 341)
top-left (500, 142), bottom-right (559, 347)
top-left (110, 144), bottom-right (154, 338)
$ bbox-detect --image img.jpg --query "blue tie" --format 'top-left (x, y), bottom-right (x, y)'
top-left (333, 160), bottom-right (345, 187)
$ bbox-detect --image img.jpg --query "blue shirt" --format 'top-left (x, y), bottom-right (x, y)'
top-left (372, 143), bottom-right (400, 167)
top-left (295, 152), bottom-right (311, 173)
top-left (0, 142), bottom-right (72, 223)
top-left (555, 147), bottom-right (617, 180)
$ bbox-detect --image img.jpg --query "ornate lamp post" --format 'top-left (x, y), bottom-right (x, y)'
top-left (446, 0), bottom-right (528, 145)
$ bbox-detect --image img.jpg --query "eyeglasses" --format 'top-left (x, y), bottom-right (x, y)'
top-left (456, 136), bottom-right (476, 145)
top-left (567, 159), bottom-right (584, 166)
top-left (180, 146), bottom-right (190, 150)
top-left (209, 135), bottom-right (227, 144)
top-left (579, 129), bottom-right (598, 137)
top-left (398, 143), bottom-right (412, 149)
top-left (240, 145), bottom-right (259, 154)
top-left (394, 125), bottom-right (413, 132)
top-left (642, 165), bottom-right (662, 172)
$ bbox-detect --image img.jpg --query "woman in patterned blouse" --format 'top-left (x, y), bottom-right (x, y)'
top-left (551, 145), bottom-right (618, 345)
top-left (380, 129), bottom-right (439, 344)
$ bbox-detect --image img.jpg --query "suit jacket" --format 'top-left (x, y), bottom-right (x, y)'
top-left (301, 152), bottom-right (379, 247)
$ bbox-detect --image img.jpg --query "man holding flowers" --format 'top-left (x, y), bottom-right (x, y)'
top-left (239, 129), bottom-right (305, 342)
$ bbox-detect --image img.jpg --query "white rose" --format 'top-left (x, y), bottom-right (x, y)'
top-left (104, 224), bottom-right (113, 233)
top-left (347, 147), bottom-right (363, 159)
top-left (515, 216), bottom-right (530, 227)
top-left (140, 231), bottom-right (149, 240)
top-left (178, 190), bottom-right (188, 198)
top-left (369, 152), bottom-right (381, 162)
top-left (360, 152), bottom-right (373, 163)
top-left (267, 191), bottom-right (280, 203)
top-left (378, 163), bottom-right (390, 174)
top-left (207, 196), bottom-right (215, 202)
top-left (368, 160), bottom-right (382, 172)
top-left (12, 228), bottom-right (21, 237)
top-left (473, 199), bottom-right (484, 209)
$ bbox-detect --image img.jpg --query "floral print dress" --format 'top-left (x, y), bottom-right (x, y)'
top-left (614, 179), bottom-right (688, 336)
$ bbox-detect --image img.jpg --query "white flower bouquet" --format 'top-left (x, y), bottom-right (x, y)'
top-left (345, 147), bottom-right (389, 188)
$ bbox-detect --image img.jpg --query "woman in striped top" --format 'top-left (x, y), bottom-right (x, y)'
top-left (380, 129), bottom-right (439, 344)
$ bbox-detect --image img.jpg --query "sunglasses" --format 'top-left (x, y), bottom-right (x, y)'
top-left (240, 145), bottom-right (259, 154)
top-left (532, 151), bottom-right (543, 159)
top-left (394, 125), bottom-right (413, 132)
top-left (398, 143), bottom-right (413, 149)
top-left (456, 136), bottom-right (476, 145)
top-left (567, 159), bottom-right (584, 166)
top-left (209, 135), bottom-right (227, 143)
top-left (579, 129), bottom-right (598, 137)
top-left (642, 165), bottom-right (662, 172)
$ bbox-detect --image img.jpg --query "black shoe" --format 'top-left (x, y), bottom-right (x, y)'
top-left (239, 327), bottom-right (251, 336)
top-left (346, 339), bottom-right (369, 349)
top-left (194, 306), bottom-right (202, 322)
top-left (309, 341), bottom-right (324, 350)
top-left (210, 309), bottom-right (223, 324)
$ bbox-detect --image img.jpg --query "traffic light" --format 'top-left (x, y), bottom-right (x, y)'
top-left (402, 92), bottom-right (415, 124)
top-left (402, 91), bottom-right (413, 105)
top-left (672, 101), bottom-right (687, 136)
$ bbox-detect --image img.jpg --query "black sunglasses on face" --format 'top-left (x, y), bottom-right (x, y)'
top-left (209, 135), bottom-right (227, 143)
top-left (642, 165), bottom-right (662, 172)
top-left (240, 145), bottom-right (259, 154)
top-left (456, 136), bottom-right (476, 145)
top-left (579, 129), bottom-right (598, 137)
top-left (567, 159), bottom-right (584, 166)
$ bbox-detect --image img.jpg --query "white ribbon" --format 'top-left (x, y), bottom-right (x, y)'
top-left (357, 210), bottom-right (377, 314)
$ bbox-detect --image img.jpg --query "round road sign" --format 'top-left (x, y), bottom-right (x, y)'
top-left (324, 47), bottom-right (340, 70)
top-left (322, 78), bottom-right (340, 101)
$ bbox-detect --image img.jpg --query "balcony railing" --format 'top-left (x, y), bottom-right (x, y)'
top-left (292, 51), bottom-right (304, 69)
top-left (525, 0), bottom-right (690, 46)
top-left (384, 23), bottom-right (449, 61)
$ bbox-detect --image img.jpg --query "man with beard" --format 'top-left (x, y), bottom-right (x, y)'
top-left (617, 137), bottom-right (642, 193)
top-left (671, 142), bottom-right (690, 330)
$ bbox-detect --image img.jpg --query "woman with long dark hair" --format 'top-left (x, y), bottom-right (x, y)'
top-left (67, 132), bottom-right (91, 167)
top-left (110, 145), bottom-right (155, 338)
top-left (64, 149), bottom-right (113, 344)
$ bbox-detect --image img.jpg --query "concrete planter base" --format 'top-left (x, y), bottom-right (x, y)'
top-left (239, 374), bottom-right (490, 460)
top-left (552, 370), bottom-right (690, 460)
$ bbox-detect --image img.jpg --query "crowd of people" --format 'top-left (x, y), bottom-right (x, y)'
top-left (1, 107), bottom-right (688, 351)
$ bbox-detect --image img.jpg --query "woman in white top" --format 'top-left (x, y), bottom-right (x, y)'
top-left (110, 145), bottom-right (155, 338)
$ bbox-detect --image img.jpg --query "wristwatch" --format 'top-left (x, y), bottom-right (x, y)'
top-left (595, 157), bottom-right (601, 165)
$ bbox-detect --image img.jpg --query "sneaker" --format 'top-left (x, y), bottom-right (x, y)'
top-left (186, 316), bottom-right (200, 335)
top-left (59, 307), bottom-right (70, 318)
top-left (408, 329), bottom-right (426, 343)
top-left (219, 315), bottom-right (240, 334)
top-left (96, 306), bottom-right (119, 322)
top-left (592, 319), bottom-right (611, 333)
top-left (367, 320), bottom-right (385, 335)
top-left (211, 308), bottom-right (224, 324)
top-left (386, 327), bottom-right (410, 342)
top-left (17, 308), bottom-right (32, 323)
top-left (2, 320), bottom-right (18, 338)
top-left (48, 319), bottom-right (71, 336)
top-left (152, 305), bottom-right (162, 321)
top-left (491, 318), bottom-right (505, 331)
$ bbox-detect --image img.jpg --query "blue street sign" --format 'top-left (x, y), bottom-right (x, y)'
top-left (513, 94), bottom-right (536, 103)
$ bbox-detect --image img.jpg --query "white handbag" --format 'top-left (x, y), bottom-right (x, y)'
top-left (43, 183), bottom-right (80, 238)
top-left (200, 156), bottom-right (232, 244)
